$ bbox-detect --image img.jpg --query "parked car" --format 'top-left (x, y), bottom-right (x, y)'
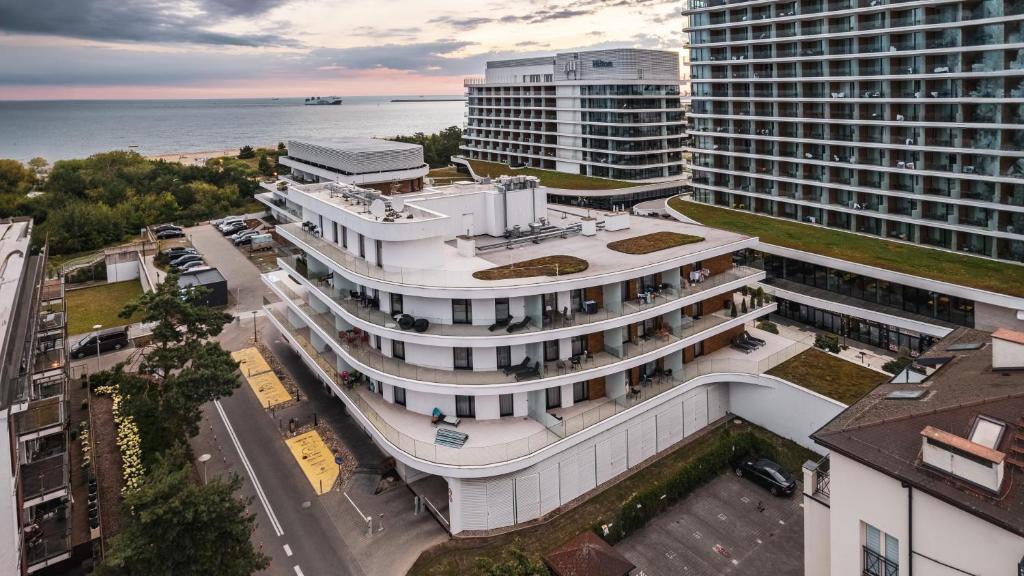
top-left (163, 247), bottom-right (197, 259)
top-left (170, 254), bottom-right (203, 268)
top-left (232, 231), bottom-right (260, 245)
top-left (212, 216), bottom-right (244, 227)
top-left (230, 228), bottom-right (259, 241)
top-left (219, 222), bottom-right (247, 236)
top-left (734, 457), bottom-right (797, 496)
top-left (156, 229), bottom-right (186, 240)
top-left (153, 223), bottom-right (182, 233)
top-left (71, 327), bottom-right (130, 358)
top-left (177, 260), bottom-right (207, 272)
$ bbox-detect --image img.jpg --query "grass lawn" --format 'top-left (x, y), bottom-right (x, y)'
top-left (767, 348), bottom-right (888, 405)
top-left (607, 231), bottom-right (705, 255)
top-left (408, 423), bottom-right (816, 576)
top-left (668, 198), bottom-right (1024, 298)
top-left (66, 280), bottom-right (145, 336)
top-left (472, 255), bottom-right (588, 280)
top-left (466, 159), bottom-right (641, 190)
top-left (427, 166), bottom-right (472, 182)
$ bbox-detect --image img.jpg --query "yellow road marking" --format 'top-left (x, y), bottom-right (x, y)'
top-left (285, 431), bottom-right (338, 495)
top-left (232, 347), bottom-right (292, 408)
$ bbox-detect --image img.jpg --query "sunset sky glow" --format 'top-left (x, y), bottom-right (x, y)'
top-left (0, 0), bottom-right (684, 100)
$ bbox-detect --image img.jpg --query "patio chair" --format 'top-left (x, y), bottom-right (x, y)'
top-left (502, 356), bottom-right (530, 376)
top-left (515, 362), bottom-right (541, 381)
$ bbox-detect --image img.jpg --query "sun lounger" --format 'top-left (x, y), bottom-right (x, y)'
top-left (435, 428), bottom-right (469, 448)
top-left (515, 361), bottom-right (541, 381)
top-left (502, 356), bottom-right (530, 376)
top-left (506, 316), bottom-right (531, 333)
top-left (489, 317), bottom-right (512, 332)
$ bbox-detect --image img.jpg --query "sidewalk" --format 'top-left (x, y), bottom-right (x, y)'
top-left (262, 330), bottom-right (448, 575)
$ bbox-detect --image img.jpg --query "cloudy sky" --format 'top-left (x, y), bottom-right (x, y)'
top-left (0, 0), bottom-right (684, 100)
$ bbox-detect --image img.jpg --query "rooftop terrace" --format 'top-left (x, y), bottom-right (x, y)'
top-left (668, 197), bottom-right (1024, 299)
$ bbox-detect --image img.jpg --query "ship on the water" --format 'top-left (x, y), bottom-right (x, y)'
top-left (304, 96), bottom-right (343, 105)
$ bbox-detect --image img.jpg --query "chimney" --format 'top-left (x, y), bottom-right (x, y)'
top-left (920, 425), bottom-right (1005, 492)
top-left (991, 328), bottom-right (1024, 370)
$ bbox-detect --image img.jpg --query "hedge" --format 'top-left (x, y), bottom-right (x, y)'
top-left (593, 430), bottom-right (783, 545)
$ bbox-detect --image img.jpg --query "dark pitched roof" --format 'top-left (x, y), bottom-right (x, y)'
top-left (814, 327), bottom-right (1024, 536)
top-left (543, 532), bottom-right (635, 576)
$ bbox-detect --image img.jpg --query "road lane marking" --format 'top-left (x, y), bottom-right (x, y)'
top-left (294, 566), bottom-right (305, 576)
top-left (283, 544), bottom-right (293, 557)
top-left (214, 399), bottom-right (284, 537)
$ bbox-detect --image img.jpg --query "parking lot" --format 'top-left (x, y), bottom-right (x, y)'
top-left (183, 223), bottom-right (271, 313)
top-left (615, 473), bottom-right (804, 576)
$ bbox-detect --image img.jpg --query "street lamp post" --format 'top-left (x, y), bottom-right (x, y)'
top-left (252, 310), bottom-right (258, 343)
top-left (92, 324), bottom-right (103, 374)
top-left (198, 453), bottom-right (211, 485)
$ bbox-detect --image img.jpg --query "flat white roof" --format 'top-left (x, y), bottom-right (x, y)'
top-left (0, 220), bottom-right (32, 358)
top-left (289, 137), bottom-right (422, 154)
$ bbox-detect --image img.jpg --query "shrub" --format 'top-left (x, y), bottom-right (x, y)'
top-left (67, 260), bottom-right (107, 284)
top-left (741, 298), bottom-right (748, 314)
top-left (238, 145), bottom-right (256, 159)
top-left (729, 300), bottom-right (738, 317)
top-left (883, 347), bottom-right (913, 374)
top-left (757, 321), bottom-right (779, 334)
top-left (814, 333), bottom-right (841, 354)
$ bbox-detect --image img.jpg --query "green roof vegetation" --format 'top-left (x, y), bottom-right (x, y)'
top-left (607, 231), bottom-right (705, 255)
top-left (472, 255), bottom-right (588, 280)
top-left (426, 166), bottom-right (472, 183)
top-left (66, 280), bottom-right (145, 335)
top-left (465, 159), bottom-right (640, 190)
top-left (668, 198), bottom-right (1024, 298)
top-left (767, 348), bottom-right (889, 405)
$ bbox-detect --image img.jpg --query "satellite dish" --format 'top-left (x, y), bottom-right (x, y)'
top-left (392, 197), bottom-right (405, 212)
top-left (369, 199), bottom-right (386, 218)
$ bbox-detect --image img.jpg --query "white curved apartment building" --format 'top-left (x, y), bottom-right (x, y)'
top-left (261, 176), bottom-right (814, 534)
top-left (461, 49), bottom-right (687, 181)
top-left (684, 0), bottom-right (1024, 262)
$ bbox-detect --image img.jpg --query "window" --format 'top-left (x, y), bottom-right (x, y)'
top-left (494, 298), bottom-right (510, 321)
top-left (455, 395), bottom-right (475, 418)
top-left (453, 347), bottom-right (473, 370)
top-left (358, 234), bottom-right (365, 258)
top-left (863, 523), bottom-right (898, 576)
top-left (571, 335), bottom-right (586, 356)
top-left (392, 340), bottom-right (405, 360)
top-left (573, 381), bottom-right (589, 402)
top-left (341, 225), bottom-right (348, 248)
top-left (544, 339), bottom-right (560, 361)
top-left (375, 239), bottom-right (383, 268)
top-left (394, 386), bottom-right (406, 406)
top-left (452, 299), bottom-right (472, 324)
top-left (496, 346), bottom-right (511, 369)
top-left (693, 340), bottom-right (705, 358)
top-left (546, 386), bottom-right (562, 409)
top-left (390, 293), bottom-right (403, 315)
top-left (331, 221), bottom-right (338, 243)
top-left (374, 334), bottom-right (381, 350)
top-left (499, 393), bottom-right (514, 417)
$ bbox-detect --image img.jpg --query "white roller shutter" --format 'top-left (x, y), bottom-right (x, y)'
top-left (559, 453), bottom-right (580, 503)
top-left (641, 417), bottom-right (656, 462)
top-left (460, 479), bottom-right (488, 531)
top-left (708, 382), bottom-right (728, 422)
top-left (515, 474), bottom-right (540, 523)
top-left (577, 446), bottom-right (596, 493)
top-left (627, 424), bottom-right (644, 468)
top-left (486, 478), bottom-right (515, 529)
top-left (683, 388), bottom-right (709, 437)
top-left (694, 388), bottom-right (709, 430)
top-left (656, 404), bottom-right (683, 452)
top-left (607, 430), bottom-right (628, 481)
top-left (539, 465), bottom-right (560, 515)
top-left (595, 438), bottom-right (613, 486)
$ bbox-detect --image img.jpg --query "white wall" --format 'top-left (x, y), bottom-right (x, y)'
top-left (405, 342), bottom-right (453, 370)
top-left (0, 414), bottom-right (19, 576)
top-left (382, 236), bottom-right (445, 269)
top-left (105, 260), bottom-right (140, 283)
top-left (728, 377), bottom-right (845, 455)
top-left (406, 389), bottom-right (455, 417)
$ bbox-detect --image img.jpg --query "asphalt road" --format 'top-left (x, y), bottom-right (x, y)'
top-left (197, 357), bottom-right (367, 576)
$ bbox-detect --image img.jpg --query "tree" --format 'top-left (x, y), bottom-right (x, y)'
top-left (238, 145), bottom-right (256, 159)
top-left (27, 156), bottom-right (49, 173)
top-left (0, 159), bottom-right (34, 196)
top-left (475, 540), bottom-right (548, 576)
top-left (96, 448), bottom-right (269, 576)
top-left (257, 154), bottom-right (273, 177)
top-left (389, 126), bottom-right (463, 168)
top-left (277, 141), bottom-right (287, 153)
top-left (109, 273), bottom-right (237, 460)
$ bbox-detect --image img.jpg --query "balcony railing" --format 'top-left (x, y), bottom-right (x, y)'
top-left (863, 546), bottom-right (898, 576)
top-left (266, 303), bottom-right (807, 467)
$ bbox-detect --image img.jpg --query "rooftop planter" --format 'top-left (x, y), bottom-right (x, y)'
top-left (607, 231), bottom-right (705, 255)
top-left (472, 256), bottom-right (588, 280)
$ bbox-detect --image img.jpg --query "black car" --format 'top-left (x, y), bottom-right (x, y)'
top-left (170, 254), bottom-right (203, 268)
top-left (220, 222), bottom-right (247, 236)
top-left (156, 229), bottom-right (186, 239)
top-left (734, 457), bottom-right (797, 496)
top-left (163, 247), bottom-right (197, 259)
top-left (153, 223), bottom-right (182, 233)
top-left (71, 327), bottom-right (130, 358)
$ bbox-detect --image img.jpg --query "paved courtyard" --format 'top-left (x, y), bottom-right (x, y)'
top-left (616, 473), bottom-right (804, 576)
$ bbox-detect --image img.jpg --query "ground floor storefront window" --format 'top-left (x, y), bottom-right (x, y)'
top-left (774, 299), bottom-right (937, 355)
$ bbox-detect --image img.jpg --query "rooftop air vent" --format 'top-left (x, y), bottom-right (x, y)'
top-left (920, 425), bottom-right (1005, 493)
top-left (992, 329), bottom-right (1024, 370)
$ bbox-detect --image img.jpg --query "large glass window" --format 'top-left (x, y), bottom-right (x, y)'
top-left (455, 395), bottom-right (475, 418)
top-left (392, 340), bottom-right (405, 360)
top-left (546, 386), bottom-right (562, 409)
top-left (393, 386), bottom-right (406, 406)
top-left (499, 394), bottom-right (514, 417)
top-left (544, 340), bottom-right (560, 361)
top-left (495, 298), bottom-right (510, 321)
top-left (453, 347), bottom-right (473, 370)
top-left (496, 346), bottom-right (511, 369)
top-left (573, 381), bottom-right (589, 402)
top-left (452, 299), bottom-right (472, 324)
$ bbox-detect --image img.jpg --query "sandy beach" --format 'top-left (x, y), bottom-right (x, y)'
top-left (146, 148), bottom-right (240, 166)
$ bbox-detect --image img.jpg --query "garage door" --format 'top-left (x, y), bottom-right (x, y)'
top-left (559, 453), bottom-right (580, 503)
top-left (708, 383), bottom-right (728, 422)
top-left (577, 446), bottom-right (596, 493)
top-left (657, 404), bottom-right (683, 452)
top-left (683, 389), bottom-right (709, 437)
top-left (539, 465), bottom-right (560, 515)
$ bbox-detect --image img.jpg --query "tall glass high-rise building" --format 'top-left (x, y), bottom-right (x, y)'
top-left (683, 0), bottom-right (1024, 262)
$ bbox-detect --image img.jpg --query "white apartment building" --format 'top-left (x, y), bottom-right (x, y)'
top-left (803, 327), bottom-right (1024, 576)
top-left (683, 0), bottom-right (1024, 262)
top-left (461, 49), bottom-right (687, 181)
top-left (259, 170), bottom-right (859, 534)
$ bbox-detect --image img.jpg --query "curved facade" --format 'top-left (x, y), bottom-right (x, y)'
top-left (261, 175), bottom-right (813, 533)
top-left (683, 0), bottom-right (1024, 262)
